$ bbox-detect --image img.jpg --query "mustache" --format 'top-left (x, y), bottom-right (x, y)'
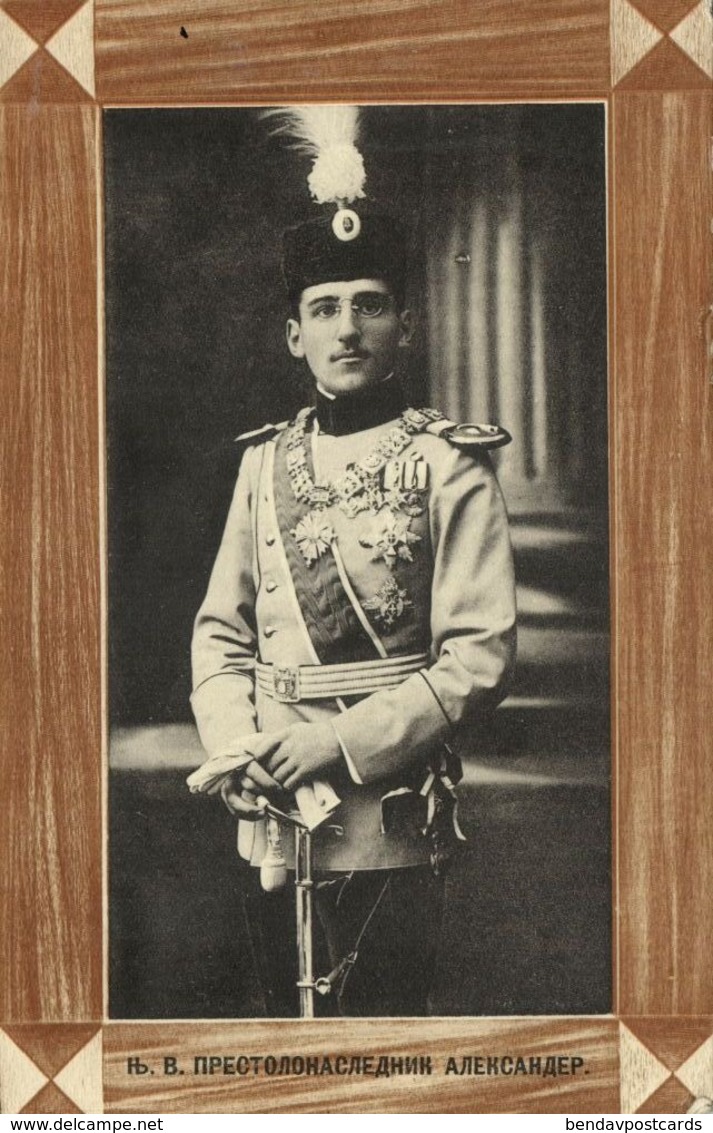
top-left (330, 349), bottom-right (369, 361)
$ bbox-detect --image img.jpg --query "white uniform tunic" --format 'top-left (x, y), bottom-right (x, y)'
top-left (190, 411), bottom-right (517, 872)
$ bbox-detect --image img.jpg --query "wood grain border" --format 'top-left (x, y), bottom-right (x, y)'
top-left (0, 0), bottom-right (711, 1114)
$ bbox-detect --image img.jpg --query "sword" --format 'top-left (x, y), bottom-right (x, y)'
top-left (256, 798), bottom-right (379, 1018)
top-left (256, 797), bottom-right (317, 1018)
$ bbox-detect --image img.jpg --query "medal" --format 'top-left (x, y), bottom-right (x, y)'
top-left (283, 408), bottom-right (434, 630)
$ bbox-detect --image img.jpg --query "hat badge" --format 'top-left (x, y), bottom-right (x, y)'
top-left (332, 207), bottom-right (361, 242)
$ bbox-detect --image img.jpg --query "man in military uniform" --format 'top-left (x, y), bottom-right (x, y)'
top-left (188, 108), bottom-right (516, 1017)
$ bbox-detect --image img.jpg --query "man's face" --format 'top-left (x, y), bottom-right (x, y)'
top-left (286, 278), bottom-right (412, 397)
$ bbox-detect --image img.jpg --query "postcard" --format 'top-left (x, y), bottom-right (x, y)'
top-left (0, 0), bottom-right (710, 1115)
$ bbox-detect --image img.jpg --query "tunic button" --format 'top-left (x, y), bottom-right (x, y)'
top-left (265, 533), bottom-right (276, 546)
top-left (265, 579), bottom-right (277, 593)
top-left (264, 625), bottom-right (277, 638)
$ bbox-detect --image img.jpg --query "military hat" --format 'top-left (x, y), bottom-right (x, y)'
top-left (282, 209), bottom-right (407, 304)
top-left (264, 106), bottom-right (407, 303)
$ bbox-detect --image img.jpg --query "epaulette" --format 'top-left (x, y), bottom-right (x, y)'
top-left (423, 416), bottom-right (512, 451)
top-left (233, 421), bottom-right (288, 448)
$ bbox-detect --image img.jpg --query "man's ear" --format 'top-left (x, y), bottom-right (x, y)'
top-left (398, 309), bottom-right (414, 348)
top-left (286, 318), bottom-right (305, 359)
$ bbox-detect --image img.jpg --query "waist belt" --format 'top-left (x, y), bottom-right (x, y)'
top-left (256, 653), bottom-right (429, 704)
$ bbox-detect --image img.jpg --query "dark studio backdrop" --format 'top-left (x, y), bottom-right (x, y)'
top-left (106, 105), bottom-right (610, 1018)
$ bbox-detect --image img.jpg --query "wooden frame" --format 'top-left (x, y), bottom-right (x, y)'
top-left (0, 0), bottom-right (711, 1114)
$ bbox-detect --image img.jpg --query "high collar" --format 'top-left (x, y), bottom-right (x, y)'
top-left (314, 378), bottom-right (408, 436)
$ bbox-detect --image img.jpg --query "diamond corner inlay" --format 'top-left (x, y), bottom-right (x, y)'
top-left (676, 1035), bottom-right (713, 1100)
top-left (611, 0), bottom-right (664, 84)
top-left (45, 0), bottom-right (95, 97)
top-left (0, 1029), bottom-right (49, 1115)
top-left (670, 0), bottom-right (713, 77)
top-left (619, 1023), bottom-right (671, 1114)
top-left (0, 8), bottom-right (39, 91)
top-left (0, 1026), bottom-right (103, 1115)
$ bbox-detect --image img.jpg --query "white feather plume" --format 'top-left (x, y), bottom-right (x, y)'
top-left (263, 105), bottom-right (367, 206)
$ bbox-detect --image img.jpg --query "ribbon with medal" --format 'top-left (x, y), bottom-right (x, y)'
top-left (281, 406), bottom-right (440, 634)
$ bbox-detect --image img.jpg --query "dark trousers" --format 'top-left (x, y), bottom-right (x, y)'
top-left (243, 864), bottom-right (445, 1017)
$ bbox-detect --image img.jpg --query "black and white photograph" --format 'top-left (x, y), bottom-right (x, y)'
top-left (106, 102), bottom-right (610, 1021)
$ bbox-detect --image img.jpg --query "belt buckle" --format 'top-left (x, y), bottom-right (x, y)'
top-left (272, 665), bottom-right (300, 703)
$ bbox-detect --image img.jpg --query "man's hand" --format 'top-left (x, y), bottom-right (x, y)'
top-left (254, 722), bottom-right (341, 792)
top-left (220, 759), bottom-right (285, 820)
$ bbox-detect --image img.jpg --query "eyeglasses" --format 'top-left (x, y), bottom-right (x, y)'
top-left (307, 295), bottom-right (391, 321)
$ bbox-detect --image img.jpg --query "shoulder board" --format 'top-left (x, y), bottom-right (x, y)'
top-left (423, 418), bottom-right (512, 451)
top-left (233, 421), bottom-right (288, 447)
